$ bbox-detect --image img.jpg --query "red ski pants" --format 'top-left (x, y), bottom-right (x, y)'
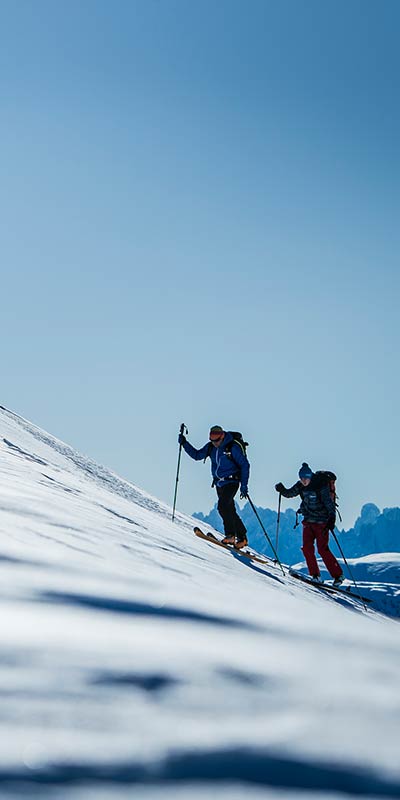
top-left (302, 521), bottom-right (342, 579)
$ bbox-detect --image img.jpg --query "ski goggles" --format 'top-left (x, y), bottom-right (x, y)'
top-left (209, 432), bottom-right (224, 443)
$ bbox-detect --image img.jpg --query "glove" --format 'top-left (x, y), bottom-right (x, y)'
top-left (328, 515), bottom-right (336, 532)
top-left (240, 487), bottom-right (248, 500)
top-left (178, 433), bottom-right (187, 446)
top-left (275, 482), bottom-right (284, 493)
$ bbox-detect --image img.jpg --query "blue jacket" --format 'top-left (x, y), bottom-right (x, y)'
top-left (182, 432), bottom-right (250, 492)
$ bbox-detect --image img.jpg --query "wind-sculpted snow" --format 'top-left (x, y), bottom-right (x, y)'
top-left (0, 405), bottom-right (399, 799)
top-left (1, 748), bottom-right (400, 796)
top-left (40, 590), bottom-right (263, 630)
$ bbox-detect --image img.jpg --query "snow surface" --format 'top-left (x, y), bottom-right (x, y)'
top-left (0, 405), bottom-right (399, 799)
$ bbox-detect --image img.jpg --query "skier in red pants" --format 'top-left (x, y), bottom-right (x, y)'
top-left (275, 462), bottom-right (344, 586)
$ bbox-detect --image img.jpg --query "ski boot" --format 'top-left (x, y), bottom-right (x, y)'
top-left (234, 536), bottom-right (248, 550)
top-left (310, 575), bottom-right (324, 584)
top-left (221, 535), bottom-right (235, 546)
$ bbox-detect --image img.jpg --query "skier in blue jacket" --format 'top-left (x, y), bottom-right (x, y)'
top-left (179, 425), bottom-right (250, 549)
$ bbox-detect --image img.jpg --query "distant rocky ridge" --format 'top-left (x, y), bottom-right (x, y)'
top-left (193, 502), bottom-right (400, 563)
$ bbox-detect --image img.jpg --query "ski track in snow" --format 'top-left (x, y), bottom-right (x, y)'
top-left (0, 405), bottom-right (399, 799)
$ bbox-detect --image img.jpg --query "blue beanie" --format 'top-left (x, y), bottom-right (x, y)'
top-left (299, 462), bottom-right (313, 480)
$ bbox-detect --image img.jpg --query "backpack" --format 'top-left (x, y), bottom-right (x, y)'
top-left (314, 470), bottom-right (342, 521)
top-left (205, 431), bottom-right (249, 461)
top-left (225, 431), bottom-right (249, 459)
top-left (294, 469), bottom-right (341, 528)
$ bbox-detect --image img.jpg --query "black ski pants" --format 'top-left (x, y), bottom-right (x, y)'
top-left (216, 482), bottom-right (247, 538)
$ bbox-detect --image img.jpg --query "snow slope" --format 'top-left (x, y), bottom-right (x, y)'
top-left (0, 405), bottom-right (399, 799)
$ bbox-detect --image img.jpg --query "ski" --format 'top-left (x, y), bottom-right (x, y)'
top-left (288, 569), bottom-right (371, 604)
top-left (193, 527), bottom-right (275, 566)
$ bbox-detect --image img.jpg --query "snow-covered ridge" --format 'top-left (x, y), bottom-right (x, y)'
top-left (0, 406), bottom-right (399, 799)
top-left (0, 404), bottom-right (174, 519)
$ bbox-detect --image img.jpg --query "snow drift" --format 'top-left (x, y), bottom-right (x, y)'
top-left (0, 405), bottom-right (399, 799)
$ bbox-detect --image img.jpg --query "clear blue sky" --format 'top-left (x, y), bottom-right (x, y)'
top-left (1, 0), bottom-right (399, 527)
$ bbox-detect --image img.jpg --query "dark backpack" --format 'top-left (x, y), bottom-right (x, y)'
top-left (225, 431), bottom-right (249, 459)
top-left (295, 469), bottom-right (341, 528)
top-left (314, 470), bottom-right (341, 520)
top-left (205, 431), bottom-right (249, 461)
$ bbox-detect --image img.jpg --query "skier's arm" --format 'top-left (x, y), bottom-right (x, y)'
top-left (230, 443), bottom-right (250, 493)
top-left (320, 484), bottom-right (336, 517)
top-left (182, 440), bottom-right (210, 461)
top-left (275, 481), bottom-right (301, 499)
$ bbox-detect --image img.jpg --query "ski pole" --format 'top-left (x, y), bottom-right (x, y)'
top-left (331, 528), bottom-right (368, 611)
top-left (247, 494), bottom-right (285, 575)
top-left (172, 423), bottom-right (187, 522)
top-left (275, 492), bottom-right (282, 557)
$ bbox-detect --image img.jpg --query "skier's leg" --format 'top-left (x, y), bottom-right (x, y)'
top-left (301, 522), bottom-right (319, 576)
top-left (217, 483), bottom-right (246, 540)
top-left (217, 484), bottom-right (237, 539)
top-left (316, 524), bottom-right (342, 579)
